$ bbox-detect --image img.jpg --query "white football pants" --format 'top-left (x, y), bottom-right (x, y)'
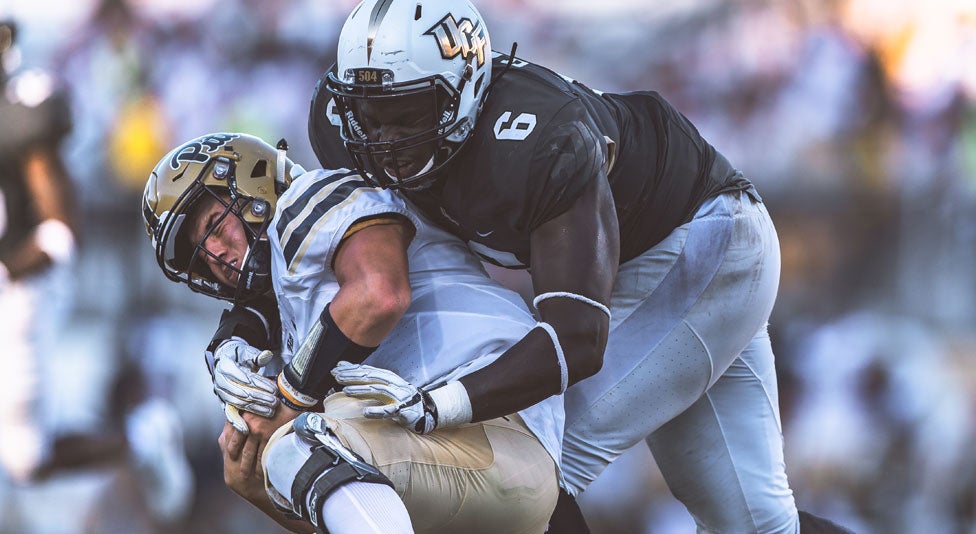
top-left (561, 190), bottom-right (800, 533)
top-left (0, 265), bottom-right (68, 482)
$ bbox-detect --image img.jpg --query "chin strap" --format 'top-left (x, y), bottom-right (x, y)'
top-left (275, 138), bottom-right (292, 195)
top-left (484, 41), bottom-right (519, 104)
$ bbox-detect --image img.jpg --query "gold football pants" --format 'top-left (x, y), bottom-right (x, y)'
top-left (269, 393), bottom-right (558, 534)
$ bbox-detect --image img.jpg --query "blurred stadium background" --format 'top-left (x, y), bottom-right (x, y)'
top-left (2, 0), bottom-right (976, 532)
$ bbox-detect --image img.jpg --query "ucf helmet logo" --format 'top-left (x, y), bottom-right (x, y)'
top-left (424, 14), bottom-right (488, 67)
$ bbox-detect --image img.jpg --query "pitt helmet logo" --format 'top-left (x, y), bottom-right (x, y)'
top-left (425, 14), bottom-right (488, 68)
top-left (168, 133), bottom-right (239, 170)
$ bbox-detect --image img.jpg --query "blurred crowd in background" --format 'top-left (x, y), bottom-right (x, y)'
top-left (1, 0), bottom-right (975, 532)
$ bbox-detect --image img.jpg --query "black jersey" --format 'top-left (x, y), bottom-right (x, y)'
top-left (0, 76), bottom-right (71, 257)
top-left (309, 55), bottom-right (752, 268)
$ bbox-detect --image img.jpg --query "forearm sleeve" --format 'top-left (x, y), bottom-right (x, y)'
top-left (277, 304), bottom-right (377, 410)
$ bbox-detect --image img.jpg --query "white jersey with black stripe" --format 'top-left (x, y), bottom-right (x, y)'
top-left (268, 168), bottom-right (564, 469)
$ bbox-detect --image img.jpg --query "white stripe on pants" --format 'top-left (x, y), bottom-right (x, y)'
top-left (560, 190), bottom-right (799, 533)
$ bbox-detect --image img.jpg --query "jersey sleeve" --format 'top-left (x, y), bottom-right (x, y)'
top-left (270, 169), bottom-right (420, 278)
top-left (520, 101), bottom-right (607, 232)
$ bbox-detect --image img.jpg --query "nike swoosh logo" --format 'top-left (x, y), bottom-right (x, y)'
top-left (476, 230), bottom-right (494, 237)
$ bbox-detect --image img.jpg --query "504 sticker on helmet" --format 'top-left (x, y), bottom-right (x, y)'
top-left (425, 14), bottom-right (488, 67)
top-left (168, 133), bottom-right (239, 170)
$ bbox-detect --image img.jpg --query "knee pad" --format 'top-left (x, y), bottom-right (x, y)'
top-left (262, 412), bottom-right (394, 531)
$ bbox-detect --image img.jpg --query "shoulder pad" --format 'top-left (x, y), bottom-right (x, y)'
top-left (272, 169), bottom-right (417, 276)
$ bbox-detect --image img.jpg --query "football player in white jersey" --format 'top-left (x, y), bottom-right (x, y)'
top-left (142, 132), bottom-right (564, 533)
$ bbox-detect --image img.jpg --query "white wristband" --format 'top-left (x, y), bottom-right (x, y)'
top-left (277, 372), bottom-right (319, 409)
top-left (536, 322), bottom-right (569, 394)
top-left (0, 261), bottom-right (9, 287)
top-left (428, 381), bottom-right (472, 429)
top-left (35, 219), bottom-right (75, 264)
top-left (533, 291), bottom-right (611, 319)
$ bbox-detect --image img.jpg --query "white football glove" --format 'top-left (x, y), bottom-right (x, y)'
top-left (0, 262), bottom-right (10, 291)
top-left (332, 361), bottom-right (438, 434)
top-left (213, 337), bottom-right (278, 433)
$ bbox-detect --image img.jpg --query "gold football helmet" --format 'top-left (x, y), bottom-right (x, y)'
top-left (142, 133), bottom-right (294, 302)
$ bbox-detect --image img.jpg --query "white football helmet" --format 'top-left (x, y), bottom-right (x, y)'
top-left (326, 0), bottom-right (492, 190)
top-left (142, 133), bottom-right (294, 302)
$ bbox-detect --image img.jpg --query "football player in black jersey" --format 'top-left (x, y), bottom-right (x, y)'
top-left (310, 1), bottom-right (851, 533)
top-left (0, 18), bottom-right (80, 482)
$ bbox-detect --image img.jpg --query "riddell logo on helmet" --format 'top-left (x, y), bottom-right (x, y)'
top-left (424, 14), bottom-right (488, 67)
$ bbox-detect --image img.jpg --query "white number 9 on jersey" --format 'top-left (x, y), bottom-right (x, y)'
top-left (494, 111), bottom-right (537, 141)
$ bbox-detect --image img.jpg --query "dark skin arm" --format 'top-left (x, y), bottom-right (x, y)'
top-left (460, 170), bottom-right (620, 422)
top-left (2, 147), bottom-right (77, 279)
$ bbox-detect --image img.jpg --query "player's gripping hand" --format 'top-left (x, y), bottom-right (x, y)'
top-left (333, 361), bottom-right (438, 434)
top-left (213, 337), bottom-right (279, 433)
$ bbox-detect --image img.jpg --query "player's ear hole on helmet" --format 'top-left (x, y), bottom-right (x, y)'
top-left (249, 158), bottom-right (267, 178)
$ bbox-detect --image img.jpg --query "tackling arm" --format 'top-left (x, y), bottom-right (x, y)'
top-left (459, 171), bottom-right (619, 422)
top-left (335, 174), bottom-right (619, 432)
